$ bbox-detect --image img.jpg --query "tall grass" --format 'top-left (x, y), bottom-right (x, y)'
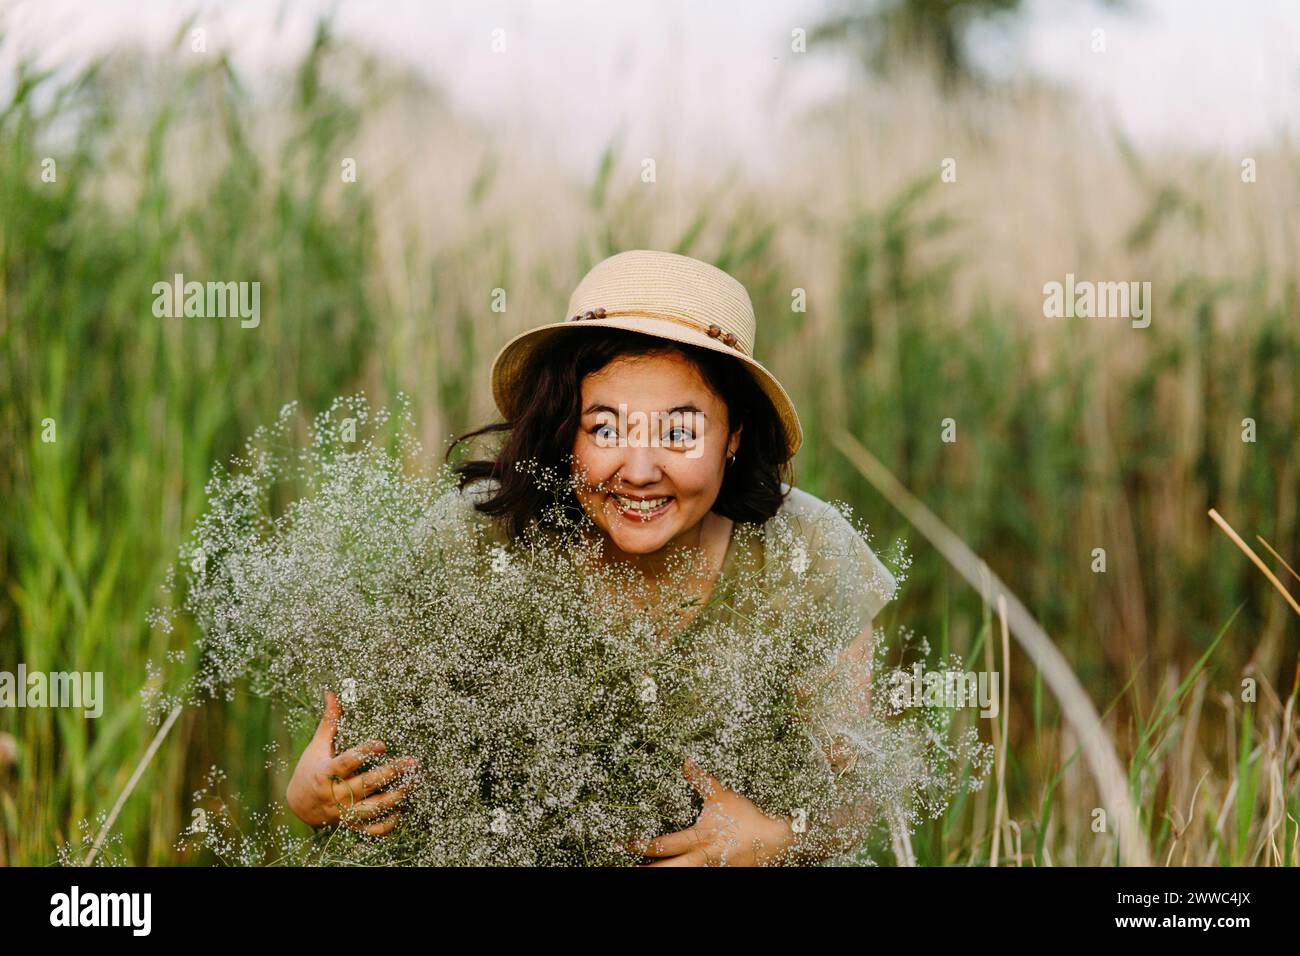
top-left (0, 22), bottom-right (1296, 866)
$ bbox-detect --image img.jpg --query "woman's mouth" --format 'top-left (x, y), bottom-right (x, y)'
top-left (609, 494), bottom-right (675, 522)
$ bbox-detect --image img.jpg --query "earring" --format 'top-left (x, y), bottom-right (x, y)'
top-left (727, 454), bottom-right (736, 467)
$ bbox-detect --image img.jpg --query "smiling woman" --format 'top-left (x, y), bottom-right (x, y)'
top-left (421, 250), bottom-right (899, 864)
top-left (278, 251), bottom-right (906, 864)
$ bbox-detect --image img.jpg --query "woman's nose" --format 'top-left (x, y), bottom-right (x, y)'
top-left (615, 443), bottom-right (664, 485)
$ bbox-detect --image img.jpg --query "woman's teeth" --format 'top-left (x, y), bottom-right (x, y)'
top-left (612, 494), bottom-right (673, 514)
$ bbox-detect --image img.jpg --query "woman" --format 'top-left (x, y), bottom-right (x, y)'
top-left (285, 250), bottom-right (898, 864)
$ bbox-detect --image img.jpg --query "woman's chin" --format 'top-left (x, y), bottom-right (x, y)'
top-left (605, 516), bottom-right (682, 554)
top-left (606, 526), bottom-right (674, 554)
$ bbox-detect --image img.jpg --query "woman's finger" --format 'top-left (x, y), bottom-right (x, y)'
top-left (319, 759), bottom-right (410, 811)
top-left (345, 811), bottom-right (402, 837)
top-left (312, 690), bottom-right (343, 753)
top-left (630, 825), bottom-right (703, 858)
top-left (640, 847), bottom-right (710, 867)
top-left (325, 739), bottom-right (387, 778)
top-left (324, 755), bottom-right (415, 807)
top-left (337, 788), bottom-right (408, 825)
top-left (351, 757), bottom-right (417, 799)
top-left (335, 781), bottom-right (413, 823)
top-left (683, 757), bottom-right (722, 799)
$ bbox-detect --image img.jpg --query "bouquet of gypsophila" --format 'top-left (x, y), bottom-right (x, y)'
top-left (149, 395), bottom-right (990, 866)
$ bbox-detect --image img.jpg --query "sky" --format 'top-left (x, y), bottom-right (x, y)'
top-left (3, 0), bottom-right (1298, 168)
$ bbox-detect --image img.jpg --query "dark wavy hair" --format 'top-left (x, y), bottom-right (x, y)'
top-left (446, 326), bottom-right (796, 541)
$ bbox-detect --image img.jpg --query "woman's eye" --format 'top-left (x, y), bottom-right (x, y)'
top-left (591, 423), bottom-right (618, 442)
top-left (665, 427), bottom-right (694, 444)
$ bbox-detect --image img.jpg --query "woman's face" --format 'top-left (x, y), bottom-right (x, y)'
top-left (572, 350), bottom-right (740, 562)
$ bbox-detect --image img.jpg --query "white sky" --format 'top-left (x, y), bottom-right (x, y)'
top-left (3, 0), bottom-right (1299, 166)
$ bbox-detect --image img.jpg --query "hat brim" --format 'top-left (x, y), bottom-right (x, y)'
top-left (489, 315), bottom-right (803, 460)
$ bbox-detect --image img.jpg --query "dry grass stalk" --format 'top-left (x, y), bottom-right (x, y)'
top-left (1208, 509), bottom-right (1300, 617)
top-left (832, 429), bottom-right (1153, 865)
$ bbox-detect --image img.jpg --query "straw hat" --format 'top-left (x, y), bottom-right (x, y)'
top-left (489, 249), bottom-right (803, 459)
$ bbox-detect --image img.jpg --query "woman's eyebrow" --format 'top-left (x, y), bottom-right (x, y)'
top-left (582, 403), bottom-right (706, 417)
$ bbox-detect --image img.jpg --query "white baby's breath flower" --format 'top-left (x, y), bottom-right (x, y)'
top-left (489, 543), bottom-right (513, 575)
top-left (165, 394), bottom-right (985, 868)
top-left (790, 541), bottom-right (810, 577)
top-left (639, 675), bottom-right (657, 703)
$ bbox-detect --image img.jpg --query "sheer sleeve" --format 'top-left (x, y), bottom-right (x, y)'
top-left (808, 498), bottom-right (897, 635)
top-left (770, 488), bottom-right (897, 646)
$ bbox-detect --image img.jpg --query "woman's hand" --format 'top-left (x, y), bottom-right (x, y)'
top-left (285, 690), bottom-right (417, 834)
top-left (629, 757), bottom-right (796, 866)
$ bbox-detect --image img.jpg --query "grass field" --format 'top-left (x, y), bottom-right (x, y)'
top-left (1, 23), bottom-right (1296, 866)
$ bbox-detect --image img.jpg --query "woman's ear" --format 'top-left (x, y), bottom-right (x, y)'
top-left (727, 424), bottom-right (743, 460)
